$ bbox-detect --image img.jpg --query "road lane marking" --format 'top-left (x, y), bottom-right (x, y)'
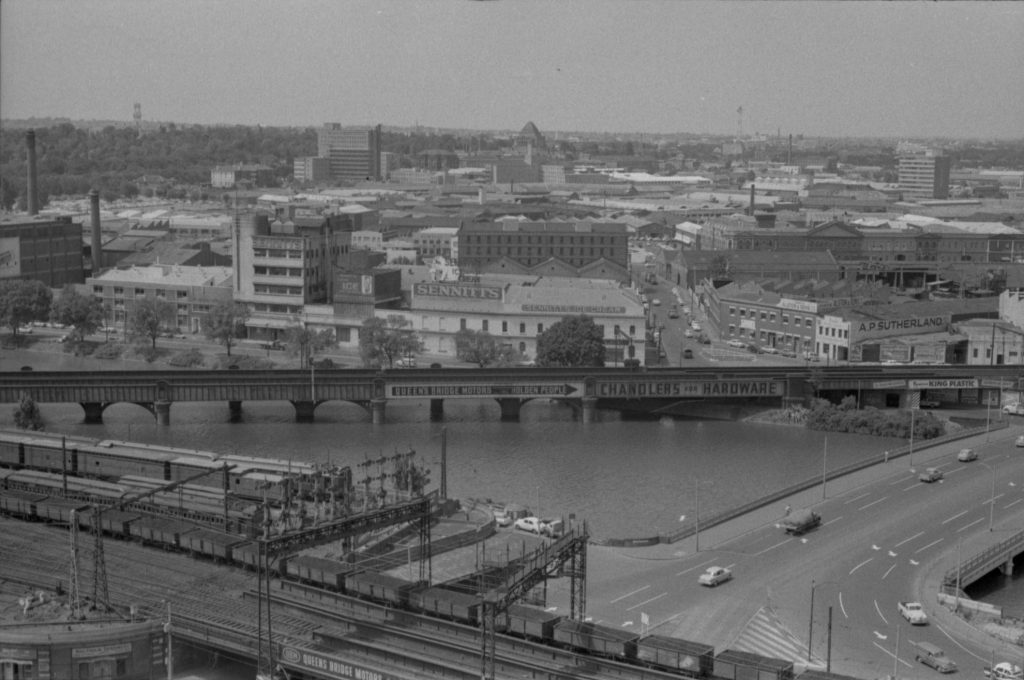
top-left (845, 492), bottom-right (872, 504)
top-left (890, 475), bottom-right (917, 486)
top-left (858, 497), bottom-right (888, 511)
top-left (957, 517), bottom-right (985, 533)
top-left (839, 592), bottom-right (848, 618)
top-left (873, 642), bottom-right (912, 668)
top-left (675, 559), bottom-right (716, 576)
top-left (942, 510), bottom-right (969, 525)
top-left (894, 531), bottom-right (924, 547)
top-left (902, 482), bottom-right (921, 491)
top-left (874, 600), bottom-right (889, 625)
top-left (915, 538), bottom-right (944, 553)
top-left (850, 558), bottom-right (873, 575)
top-left (823, 516), bottom-right (844, 526)
top-left (611, 585), bottom-right (649, 603)
top-left (626, 592), bottom-right (666, 611)
top-left (755, 538), bottom-right (793, 555)
top-left (983, 493), bottom-right (1006, 506)
top-left (1005, 498), bottom-right (1024, 509)
top-left (882, 563), bottom-right (897, 579)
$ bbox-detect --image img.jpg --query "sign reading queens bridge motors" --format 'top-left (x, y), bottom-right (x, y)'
top-left (595, 378), bottom-right (784, 398)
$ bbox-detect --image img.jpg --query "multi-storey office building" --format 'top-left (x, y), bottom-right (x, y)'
top-left (317, 123), bottom-right (382, 181)
top-left (0, 214), bottom-right (84, 286)
top-left (898, 152), bottom-right (951, 199)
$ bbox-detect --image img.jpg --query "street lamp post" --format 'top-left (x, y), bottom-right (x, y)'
top-left (908, 408), bottom-right (916, 468)
top-left (821, 435), bottom-right (828, 500)
top-left (978, 461), bottom-right (997, 532)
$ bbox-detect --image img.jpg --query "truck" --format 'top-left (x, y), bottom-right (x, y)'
top-left (780, 508), bottom-right (821, 535)
top-left (898, 601), bottom-right (928, 625)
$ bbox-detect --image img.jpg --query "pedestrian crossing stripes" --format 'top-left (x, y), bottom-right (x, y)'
top-left (732, 607), bottom-right (823, 667)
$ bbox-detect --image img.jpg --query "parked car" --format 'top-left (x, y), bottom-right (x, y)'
top-left (913, 641), bottom-right (957, 673)
top-left (1016, 435), bottom-right (1024, 448)
top-left (668, 307), bottom-right (679, 319)
top-left (919, 467), bottom-right (944, 483)
top-left (493, 508), bottom-right (512, 527)
top-left (698, 334), bottom-right (711, 345)
top-left (802, 351), bottom-right (821, 362)
top-left (727, 339), bottom-right (746, 349)
top-left (691, 322), bottom-right (702, 331)
top-left (539, 518), bottom-right (564, 537)
top-left (684, 329), bottom-right (695, 338)
top-left (683, 349), bottom-right (694, 359)
top-left (514, 516), bottom-right (542, 534)
top-left (652, 298), bottom-right (661, 306)
top-left (698, 566), bottom-right (732, 587)
top-left (919, 399), bottom-right (941, 408)
top-left (956, 448), bottom-right (977, 462)
top-left (985, 663), bottom-right (1023, 680)
top-left (16, 325), bottom-right (33, 335)
top-left (1004, 402), bottom-right (1024, 415)
top-left (761, 346), bottom-right (779, 354)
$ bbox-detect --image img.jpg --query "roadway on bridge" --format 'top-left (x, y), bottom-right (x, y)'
top-left (563, 427), bottom-right (1024, 678)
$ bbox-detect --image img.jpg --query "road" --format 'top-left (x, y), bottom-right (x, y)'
top-left (561, 427), bottom-right (1024, 678)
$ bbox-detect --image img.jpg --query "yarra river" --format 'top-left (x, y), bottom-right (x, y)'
top-left (1, 349), bottom-right (1021, 615)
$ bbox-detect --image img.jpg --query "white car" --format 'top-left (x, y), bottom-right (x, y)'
top-left (898, 601), bottom-right (928, 625)
top-left (684, 329), bottom-right (695, 338)
top-left (698, 566), bottom-right (732, 587)
top-left (1004, 403), bottom-right (1024, 415)
top-left (1016, 435), bottom-right (1024, 448)
top-left (727, 339), bottom-right (746, 349)
top-left (514, 516), bottom-right (542, 534)
top-left (956, 448), bottom-right (977, 462)
top-left (493, 509), bottom-right (512, 527)
top-left (652, 298), bottom-right (661, 306)
top-left (691, 322), bottom-right (702, 331)
top-left (985, 663), bottom-right (1023, 680)
top-left (16, 325), bottom-right (33, 335)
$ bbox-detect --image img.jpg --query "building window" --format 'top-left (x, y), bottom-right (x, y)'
top-left (460, 318), bottom-right (467, 330)
top-left (519, 323), bottom-right (526, 334)
top-left (629, 325), bottom-right (636, 335)
top-left (760, 311), bottom-right (767, 320)
top-left (502, 321), bottom-right (508, 333)
top-left (482, 319), bottom-right (489, 332)
top-left (781, 315), bottom-right (789, 325)
top-left (537, 323), bottom-right (544, 333)
top-left (92, 286), bottom-right (102, 294)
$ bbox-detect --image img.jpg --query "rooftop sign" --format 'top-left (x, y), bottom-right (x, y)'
top-left (413, 283), bottom-right (502, 300)
top-left (908, 378), bottom-right (978, 389)
top-left (853, 314), bottom-right (949, 341)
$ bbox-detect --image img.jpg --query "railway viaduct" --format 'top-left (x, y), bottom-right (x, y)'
top-left (1, 365), bottom-right (1021, 425)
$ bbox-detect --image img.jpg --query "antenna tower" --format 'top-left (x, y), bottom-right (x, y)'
top-left (133, 103), bottom-right (142, 138)
top-left (736, 106), bottom-right (744, 139)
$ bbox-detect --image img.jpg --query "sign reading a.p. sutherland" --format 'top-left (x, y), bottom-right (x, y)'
top-left (596, 379), bottom-right (783, 398)
top-left (413, 283), bottom-right (502, 300)
top-left (853, 314), bottom-right (949, 340)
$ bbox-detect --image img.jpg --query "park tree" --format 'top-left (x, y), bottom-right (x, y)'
top-left (359, 315), bottom-right (423, 369)
top-left (13, 393), bottom-right (43, 430)
top-left (284, 323), bottom-right (335, 367)
top-left (50, 286), bottom-right (104, 344)
top-left (0, 279), bottom-right (52, 336)
top-left (535, 315), bottom-right (606, 368)
top-left (127, 297), bottom-right (176, 349)
top-left (204, 301), bottom-right (250, 356)
top-left (454, 328), bottom-right (515, 368)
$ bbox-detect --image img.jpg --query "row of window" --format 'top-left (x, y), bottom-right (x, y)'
top-left (428, 316), bottom-right (637, 337)
top-left (462, 246), bottom-right (616, 258)
top-left (253, 266), bottom-right (303, 277)
top-left (817, 326), bottom-right (850, 339)
top-left (727, 307), bottom-right (814, 328)
top-left (97, 287), bottom-right (190, 298)
top-left (464, 234), bottom-right (621, 246)
top-left (254, 285), bottom-right (303, 296)
top-left (253, 248), bottom-right (304, 259)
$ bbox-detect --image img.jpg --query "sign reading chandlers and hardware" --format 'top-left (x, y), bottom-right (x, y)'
top-left (388, 383), bottom-right (582, 399)
top-left (596, 379), bottom-right (783, 398)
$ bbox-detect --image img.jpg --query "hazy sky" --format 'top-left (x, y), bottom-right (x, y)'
top-left (2, 1), bottom-right (1022, 139)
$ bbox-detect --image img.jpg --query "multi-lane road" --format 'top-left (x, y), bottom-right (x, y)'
top-left (567, 428), bottom-right (1024, 678)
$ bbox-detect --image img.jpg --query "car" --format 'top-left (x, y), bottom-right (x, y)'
top-left (727, 339), bottom-right (746, 349)
top-left (913, 641), bottom-right (957, 673)
top-left (780, 349), bottom-right (797, 358)
top-left (683, 329), bottom-right (695, 338)
top-left (513, 516), bottom-right (542, 534)
top-left (919, 467), bottom-right (944, 483)
top-left (691, 322), bottom-right (702, 331)
top-left (985, 663), bottom-right (1023, 680)
top-left (682, 349), bottom-right (694, 359)
top-left (1004, 403), bottom-right (1024, 415)
top-left (682, 306), bottom-right (690, 315)
top-left (1016, 435), bottom-right (1024, 448)
top-left (539, 518), bottom-right (564, 537)
top-left (493, 508), bottom-right (512, 527)
top-left (802, 351), bottom-right (821, 362)
top-left (761, 346), bottom-right (779, 354)
top-left (394, 356), bottom-right (417, 368)
top-left (898, 601), bottom-right (928, 625)
top-left (668, 308), bottom-right (679, 319)
top-left (919, 399), bottom-right (941, 408)
top-left (698, 566), bottom-right (732, 587)
top-left (698, 334), bottom-right (711, 345)
top-left (16, 325), bottom-right (33, 335)
top-left (956, 448), bottom-right (977, 462)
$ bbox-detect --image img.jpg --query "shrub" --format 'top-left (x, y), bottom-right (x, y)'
top-left (92, 342), bottom-right (124, 360)
top-left (168, 348), bottom-right (206, 368)
top-left (805, 398), bottom-right (945, 439)
top-left (215, 355), bottom-right (275, 370)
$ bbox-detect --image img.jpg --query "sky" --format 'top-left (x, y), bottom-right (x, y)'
top-left (2, 0), bottom-right (1023, 139)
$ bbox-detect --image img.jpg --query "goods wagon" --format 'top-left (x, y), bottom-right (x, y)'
top-left (33, 497), bottom-right (87, 525)
top-left (78, 509), bottom-right (140, 538)
top-left (553, 619), bottom-right (639, 660)
top-left (637, 635), bottom-right (714, 676)
top-left (0, 491), bottom-right (46, 518)
top-left (129, 517), bottom-right (194, 549)
top-left (75, 442), bottom-right (177, 480)
top-left (283, 555), bottom-right (353, 590)
top-left (12, 435), bottom-right (72, 472)
top-left (411, 586), bottom-right (481, 625)
top-left (714, 649), bottom-right (794, 680)
top-left (503, 604), bottom-right (563, 641)
top-left (181, 528), bottom-right (244, 562)
top-left (345, 572), bottom-right (417, 608)
top-left (800, 671), bottom-right (864, 680)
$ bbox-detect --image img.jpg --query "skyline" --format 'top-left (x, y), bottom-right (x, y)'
top-left (1, 1), bottom-right (1023, 140)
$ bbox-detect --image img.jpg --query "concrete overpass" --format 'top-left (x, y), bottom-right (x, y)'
top-left (1, 365), bottom-right (1021, 425)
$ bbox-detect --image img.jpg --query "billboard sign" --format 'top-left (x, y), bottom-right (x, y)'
top-left (908, 378), bottom-right (978, 389)
top-left (0, 236), bottom-right (20, 278)
top-left (413, 283), bottom-right (502, 300)
top-left (852, 314), bottom-right (949, 341)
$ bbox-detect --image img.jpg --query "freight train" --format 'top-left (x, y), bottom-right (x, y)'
top-left (0, 477), bottom-right (859, 680)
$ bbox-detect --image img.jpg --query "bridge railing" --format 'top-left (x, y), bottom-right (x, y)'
top-left (942, 528), bottom-right (1024, 590)
top-left (646, 421), bottom-right (1009, 546)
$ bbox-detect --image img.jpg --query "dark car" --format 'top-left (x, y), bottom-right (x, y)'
top-left (919, 399), bottom-right (941, 408)
top-left (683, 349), bottom-right (694, 359)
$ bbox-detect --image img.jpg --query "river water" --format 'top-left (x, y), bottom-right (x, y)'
top-left (2, 347), bottom-right (1021, 615)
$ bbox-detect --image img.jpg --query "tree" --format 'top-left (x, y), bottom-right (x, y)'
top-left (535, 315), bottom-right (606, 368)
top-left (0, 279), bottom-right (52, 336)
top-left (359, 315), bottom-right (423, 369)
top-left (49, 286), bottom-right (104, 344)
top-left (454, 328), bottom-right (516, 368)
top-left (284, 322), bottom-right (335, 367)
top-left (127, 297), bottom-right (176, 349)
top-left (13, 393), bottom-right (43, 430)
top-left (204, 301), bottom-right (250, 356)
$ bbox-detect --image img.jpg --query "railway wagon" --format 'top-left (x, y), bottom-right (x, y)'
top-left (283, 555), bottom-right (353, 590)
top-left (7, 435), bottom-right (72, 473)
top-left (129, 517), bottom-right (194, 549)
top-left (799, 671), bottom-right (864, 680)
top-left (78, 509), bottom-right (140, 538)
top-left (4, 469), bottom-right (126, 502)
top-left (181, 528), bottom-right (245, 562)
top-left (636, 635), bottom-right (714, 676)
top-left (410, 586), bottom-right (481, 625)
top-left (33, 496), bottom-right (87, 525)
top-left (503, 604), bottom-right (563, 641)
top-left (713, 649), bottom-right (794, 680)
top-left (553, 619), bottom-right (639, 660)
top-left (234, 471), bottom-right (286, 502)
top-left (345, 571), bottom-right (417, 608)
top-left (75, 442), bottom-right (177, 480)
top-left (0, 491), bottom-right (46, 518)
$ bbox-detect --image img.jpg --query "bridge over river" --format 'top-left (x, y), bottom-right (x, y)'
top-left (1, 365), bottom-right (1020, 425)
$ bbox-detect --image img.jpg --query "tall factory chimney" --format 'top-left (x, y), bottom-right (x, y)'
top-left (788, 134), bottom-right (793, 166)
top-left (26, 130), bottom-right (38, 215)
top-left (90, 190), bottom-right (102, 274)
top-left (749, 184), bottom-right (756, 216)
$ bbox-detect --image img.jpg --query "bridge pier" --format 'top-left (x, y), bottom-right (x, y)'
top-left (228, 400), bottom-right (242, 422)
top-left (154, 400), bottom-right (171, 426)
top-left (429, 398), bottom-right (444, 421)
top-left (371, 399), bottom-right (387, 425)
top-left (293, 401), bottom-right (317, 422)
top-left (581, 397), bottom-right (598, 424)
top-left (1000, 555), bottom-right (1014, 579)
top-left (81, 402), bottom-right (105, 424)
top-left (497, 398), bottom-right (523, 421)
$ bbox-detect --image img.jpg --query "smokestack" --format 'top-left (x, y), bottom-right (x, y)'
top-left (788, 134), bottom-right (793, 166)
top-left (749, 184), bottom-right (755, 216)
top-left (90, 190), bottom-right (102, 274)
top-left (26, 130), bottom-right (38, 215)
